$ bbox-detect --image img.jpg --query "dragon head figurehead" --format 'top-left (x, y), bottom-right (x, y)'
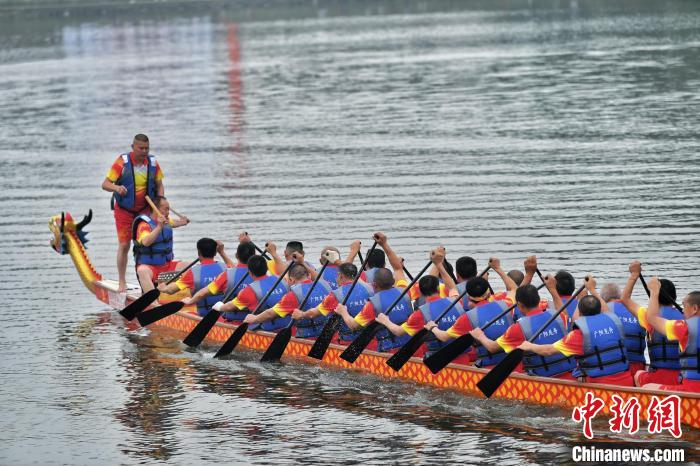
top-left (50, 210), bottom-right (92, 254)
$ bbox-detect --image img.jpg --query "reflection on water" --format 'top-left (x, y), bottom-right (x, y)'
top-left (2, 0), bottom-right (700, 463)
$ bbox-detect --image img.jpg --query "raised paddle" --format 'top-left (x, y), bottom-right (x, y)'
top-left (639, 272), bottom-right (683, 312)
top-left (136, 301), bottom-right (185, 326)
top-left (385, 265), bottom-right (492, 372)
top-left (182, 270), bottom-right (251, 348)
top-left (307, 241), bottom-right (379, 360)
top-left (260, 257), bottom-right (332, 362)
top-left (339, 260), bottom-right (433, 364)
top-left (214, 260), bottom-right (296, 358)
top-left (249, 238), bottom-right (272, 260)
top-left (476, 280), bottom-right (588, 398)
top-left (424, 283), bottom-right (548, 374)
top-left (119, 258), bottom-right (200, 321)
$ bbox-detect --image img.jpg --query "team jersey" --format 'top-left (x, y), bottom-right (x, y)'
top-left (175, 258), bottom-right (217, 291)
top-left (106, 153), bottom-right (163, 212)
top-left (497, 310), bottom-right (569, 353)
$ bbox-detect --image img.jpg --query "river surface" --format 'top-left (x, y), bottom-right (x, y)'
top-left (1, 0), bottom-right (700, 464)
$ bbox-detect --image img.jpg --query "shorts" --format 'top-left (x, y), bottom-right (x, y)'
top-left (659, 379), bottom-right (700, 393)
top-left (636, 368), bottom-right (680, 386)
top-left (114, 204), bottom-right (149, 243)
top-left (137, 261), bottom-right (180, 282)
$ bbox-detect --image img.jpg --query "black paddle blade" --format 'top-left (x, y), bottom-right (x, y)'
top-left (260, 326), bottom-right (293, 362)
top-left (386, 329), bottom-right (428, 372)
top-left (307, 314), bottom-right (342, 360)
top-left (119, 289), bottom-right (159, 320)
top-left (214, 323), bottom-right (249, 358)
top-left (183, 310), bottom-right (221, 347)
top-left (476, 349), bottom-right (524, 398)
top-left (136, 301), bottom-right (185, 326)
top-left (424, 333), bottom-right (475, 374)
top-left (339, 322), bottom-right (381, 363)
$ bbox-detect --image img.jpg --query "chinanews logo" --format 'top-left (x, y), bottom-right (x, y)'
top-left (571, 392), bottom-right (686, 463)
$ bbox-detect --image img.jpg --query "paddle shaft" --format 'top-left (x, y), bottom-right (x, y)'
top-left (382, 261), bottom-right (432, 317)
top-left (144, 195), bottom-right (165, 218)
top-left (251, 261), bottom-right (296, 315)
top-left (165, 258), bottom-right (200, 286)
top-left (251, 241), bottom-right (272, 260)
top-left (298, 260), bottom-right (330, 310)
top-left (527, 282), bottom-right (587, 343)
top-left (169, 206), bottom-right (185, 218)
top-left (430, 265), bottom-right (492, 325)
top-left (341, 241), bottom-right (378, 306)
top-left (221, 271), bottom-right (251, 303)
top-left (482, 282), bottom-right (547, 333)
top-left (638, 273), bottom-right (683, 312)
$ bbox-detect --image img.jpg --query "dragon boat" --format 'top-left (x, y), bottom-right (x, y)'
top-left (49, 211), bottom-right (700, 430)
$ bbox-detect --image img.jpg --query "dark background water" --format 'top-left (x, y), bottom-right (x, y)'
top-left (1, 0), bottom-right (699, 463)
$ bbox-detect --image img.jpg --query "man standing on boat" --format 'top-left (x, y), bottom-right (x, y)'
top-left (101, 134), bottom-right (165, 293)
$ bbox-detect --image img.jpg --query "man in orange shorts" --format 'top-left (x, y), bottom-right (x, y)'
top-left (101, 134), bottom-right (171, 292)
top-left (637, 277), bottom-right (700, 393)
top-left (132, 196), bottom-right (188, 292)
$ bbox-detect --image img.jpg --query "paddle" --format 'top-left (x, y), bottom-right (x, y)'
top-left (638, 273), bottom-right (683, 312)
top-left (339, 260), bottom-right (433, 363)
top-left (182, 270), bottom-right (251, 347)
top-left (119, 257), bottom-right (200, 321)
top-left (260, 258), bottom-right (331, 362)
top-left (136, 301), bottom-right (185, 326)
top-left (307, 241), bottom-right (379, 360)
top-left (214, 260), bottom-right (296, 358)
top-left (385, 265), bottom-right (491, 372)
top-left (250, 239), bottom-right (271, 260)
top-left (424, 283), bottom-right (547, 374)
top-left (476, 280), bottom-right (587, 398)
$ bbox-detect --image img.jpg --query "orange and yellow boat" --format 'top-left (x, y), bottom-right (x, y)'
top-left (50, 211), bottom-right (700, 430)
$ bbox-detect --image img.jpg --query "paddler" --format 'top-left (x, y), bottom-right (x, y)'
top-left (620, 260), bottom-right (683, 387)
top-left (101, 134), bottom-right (170, 292)
top-left (266, 241), bottom-right (317, 279)
top-left (291, 262), bottom-right (374, 344)
top-left (156, 238), bottom-right (232, 316)
top-left (375, 247), bottom-right (461, 359)
top-left (131, 196), bottom-right (189, 292)
top-left (180, 237), bottom-right (257, 318)
top-left (600, 281), bottom-right (648, 376)
top-left (427, 257), bottom-right (517, 368)
top-left (242, 263), bottom-right (333, 334)
top-left (211, 255), bottom-right (291, 320)
top-left (467, 273), bottom-right (577, 379)
top-left (518, 276), bottom-right (635, 387)
top-left (640, 277), bottom-right (700, 392)
top-left (334, 232), bottom-right (413, 352)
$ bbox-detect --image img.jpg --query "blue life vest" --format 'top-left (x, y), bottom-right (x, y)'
top-left (335, 282), bottom-right (374, 342)
top-left (131, 215), bottom-right (173, 266)
top-left (648, 305), bottom-right (684, 370)
top-left (249, 276), bottom-right (291, 332)
top-left (222, 267), bottom-right (255, 321)
top-left (456, 281), bottom-right (470, 310)
top-left (679, 317), bottom-right (700, 381)
top-left (113, 153), bottom-right (157, 212)
top-left (608, 301), bottom-right (647, 364)
top-left (419, 298), bottom-right (465, 356)
top-left (574, 313), bottom-right (629, 379)
top-left (466, 301), bottom-right (512, 367)
top-left (191, 261), bottom-right (226, 317)
top-left (320, 265), bottom-right (339, 290)
top-left (364, 268), bottom-right (381, 290)
top-left (370, 287), bottom-right (413, 352)
top-left (293, 280), bottom-right (334, 339)
top-left (519, 309), bottom-right (576, 377)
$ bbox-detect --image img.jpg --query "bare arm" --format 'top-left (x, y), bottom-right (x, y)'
top-left (522, 255), bottom-right (538, 286)
top-left (376, 313), bottom-right (407, 337)
top-left (344, 240), bottom-right (361, 264)
top-left (585, 276), bottom-right (609, 312)
top-left (544, 274), bottom-right (564, 310)
top-left (620, 261), bottom-right (642, 318)
top-left (519, 341), bottom-right (560, 357)
top-left (335, 304), bottom-right (362, 331)
top-left (490, 257), bottom-right (517, 300)
top-left (216, 241), bottom-right (235, 268)
top-left (469, 328), bottom-right (501, 354)
top-left (102, 178), bottom-right (127, 195)
top-left (243, 308), bottom-right (277, 324)
top-left (158, 282), bottom-right (181, 295)
top-left (138, 220), bottom-right (164, 247)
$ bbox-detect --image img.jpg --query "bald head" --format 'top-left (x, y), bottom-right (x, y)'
top-left (600, 283), bottom-right (621, 303)
top-left (507, 270), bottom-right (524, 287)
top-left (373, 268), bottom-right (394, 291)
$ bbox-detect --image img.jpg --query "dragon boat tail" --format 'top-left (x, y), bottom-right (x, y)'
top-left (49, 211), bottom-right (700, 429)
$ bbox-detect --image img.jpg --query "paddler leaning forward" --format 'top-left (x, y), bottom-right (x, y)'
top-left (375, 247), bottom-right (462, 359)
top-left (333, 232), bottom-right (414, 353)
top-left (427, 256), bottom-right (518, 368)
top-left (518, 276), bottom-right (635, 387)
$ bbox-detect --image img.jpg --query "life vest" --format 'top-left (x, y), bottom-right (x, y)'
top-left (334, 282), bottom-right (374, 342)
top-left (249, 276), bottom-right (291, 332)
top-left (191, 261), bottom-right (226, 316)
top-left (573, 313), bottom-right (629, 379)
top-left (131, 215), bottom-right (173, 266)
top-left (370, 287), bottom-right (413, 352)
top-left (364, 268), bottom-right (381, 290)
top-left (112, 153), bottom-right (157, 212)
top-left (679, 317), bottom-right (700, 381)
top-left (466, 301), bottom-right (512, 367)
top-left (519, 309), bottom-right (576, 377)
top-left (648, 305), bottom-right (684, 370)
top-left (293, 280), bottom-right (334, 339)
top-left (608, 301), bottom-right (647, 364)
top-left (456, 281), bottom-right (470, 310)
top-left (221, 267), bottom-right (255, 321)
top-left (320, 265), bottom-right (339, 290)
top-left (419, 298), bottom-right (465, 356)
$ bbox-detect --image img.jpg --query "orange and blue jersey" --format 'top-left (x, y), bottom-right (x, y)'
top-left (106, 153), bottom-right (163, 212)
top-left (638, 305), bottom-right (683, 370)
